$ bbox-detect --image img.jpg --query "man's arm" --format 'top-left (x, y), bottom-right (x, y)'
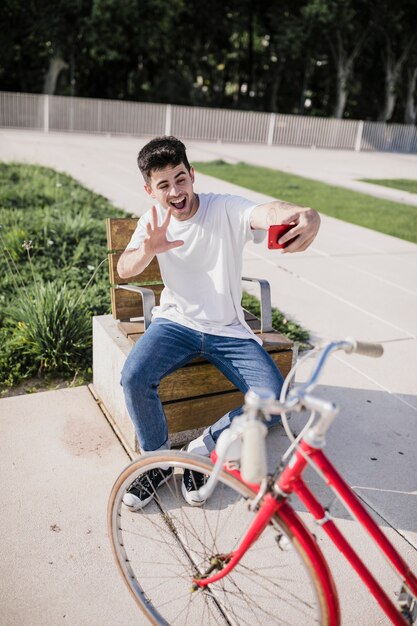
top-left (117, 206), bottom-right (184, 279)
top-left (250, 200), bottom-right (320, 252)
top-left (117, 247), bottom-right (155, 279)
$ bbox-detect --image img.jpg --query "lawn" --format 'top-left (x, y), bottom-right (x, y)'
top-left (359, 178), bottom-right (417, 195)
top-left (0, 162), bottom-right (126, 393)
top-left (194, 161), bottom-right (417, 244)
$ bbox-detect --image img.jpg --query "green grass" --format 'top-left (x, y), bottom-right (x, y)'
top-left (242, 293), bottom-right (309, 345)
top-left (360, 178), bottom-right (417, 194)
top-left (0, 162), bottom-right (126, 393)
top-left (195, 160), bottom-right (417, 244)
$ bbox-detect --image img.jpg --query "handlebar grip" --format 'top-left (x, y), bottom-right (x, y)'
top-left (345, 338), bottom-right (384, 358)
top-left (240, 421), bottom-right (268, 484)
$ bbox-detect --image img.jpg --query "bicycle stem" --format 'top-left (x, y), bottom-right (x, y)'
top-left (302, 395), bottom-right (339, 446)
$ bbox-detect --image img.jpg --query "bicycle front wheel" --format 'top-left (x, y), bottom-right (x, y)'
top-left (108, 450), bottom-right (330, 626)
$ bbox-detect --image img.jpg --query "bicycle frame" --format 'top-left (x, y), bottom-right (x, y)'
top-left (280, 440), bottom-right (417, 626)
top-left (193, 442), bottom-right (417, 626)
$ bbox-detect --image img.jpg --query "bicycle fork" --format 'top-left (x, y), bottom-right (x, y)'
top-left (191, 479), bottom-right (341, 623)
top-left (191, 491), bottom-right (281, 589)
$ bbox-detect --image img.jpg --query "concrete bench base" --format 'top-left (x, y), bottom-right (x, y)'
top-left (92, 315), bottom-right (210, 458)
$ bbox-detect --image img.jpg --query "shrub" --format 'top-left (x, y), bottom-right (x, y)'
top-left (0, 162), bottom-right (126, 392)
top-left (3, 281), bottom-right (92, 378)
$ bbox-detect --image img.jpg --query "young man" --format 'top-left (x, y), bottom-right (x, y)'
top-left (118, 136), bottom-right (320, 510)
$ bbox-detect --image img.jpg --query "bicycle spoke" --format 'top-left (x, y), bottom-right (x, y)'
top-left (218, 580), bottom-right (306, 625)
top-left (236, 559), bottom-right (319, 611)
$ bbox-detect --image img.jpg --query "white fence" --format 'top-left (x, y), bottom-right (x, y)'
top-left (1, 91), bottom-right (417, 153)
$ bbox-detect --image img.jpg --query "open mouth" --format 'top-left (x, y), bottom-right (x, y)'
top-left (170, 198), bottom-right (187, 211)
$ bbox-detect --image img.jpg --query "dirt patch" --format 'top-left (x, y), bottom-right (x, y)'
top-left (61, 415), bottom-right (113, 458)
top-left (1, 375), bottom-right (89, 398)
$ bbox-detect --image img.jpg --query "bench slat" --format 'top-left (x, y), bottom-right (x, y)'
top-left (164, 391), bottom-right (244, 433)
top-left (108, 252), bottom-right (163, 285)
top-left (160, 362), bottom-right (236, 399)
top-left (159, 350), bottom-right (292, 402)
top-left (107, 217), bottom-right (163, 320)
top-left (107, 217), bottom-right (140, 251)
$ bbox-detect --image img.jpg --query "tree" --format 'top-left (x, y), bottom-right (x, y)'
top-left (1, 0), bottom-right (416, 122)
top-left (404, 60), bottom-right (417, 125)
top-left (255, 1), bottom-right (309, 113)
top-left (371, 0), bottom-right (417, 122)
top-left (0, 1), bottom-right (47, 93)
top-left (303, 0), bottom-right (372, 119)
top-left (32, 0), bottom-right (92, 96)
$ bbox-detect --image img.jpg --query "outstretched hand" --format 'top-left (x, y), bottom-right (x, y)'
top-left (278, 209), bottom-right (321, 253)
top-left (143, 206), bottom-right (184, 255)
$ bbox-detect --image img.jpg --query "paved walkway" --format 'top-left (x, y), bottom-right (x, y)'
top-left (1, 129), bottom-right (417, 625)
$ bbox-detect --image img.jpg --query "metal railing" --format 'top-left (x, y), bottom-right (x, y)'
top-left (1, 91), bottom-right (417, 153)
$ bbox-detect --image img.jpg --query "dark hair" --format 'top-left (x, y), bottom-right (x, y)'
top-left (137, 136), bottom-right (191, 184)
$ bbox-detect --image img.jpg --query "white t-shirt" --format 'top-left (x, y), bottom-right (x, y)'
top-left (127, 193), bottom-right (265, 344)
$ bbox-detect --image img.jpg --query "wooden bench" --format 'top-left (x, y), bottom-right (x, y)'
top-left (92, 217), bottom-right (297, 457)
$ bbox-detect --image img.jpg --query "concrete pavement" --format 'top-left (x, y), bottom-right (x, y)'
top-left (1, 129), bottom-right (416, 625)
top-left (0, 387), bottom-right (139, 625)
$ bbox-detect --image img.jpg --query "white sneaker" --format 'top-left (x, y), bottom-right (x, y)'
top-left (123, 467), bottom-right (173, 510)
top-left (181, 468), bottom-right (207, 506)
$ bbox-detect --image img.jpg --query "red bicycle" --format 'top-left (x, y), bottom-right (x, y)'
top-left (108, 338), bottom-right (417, 625)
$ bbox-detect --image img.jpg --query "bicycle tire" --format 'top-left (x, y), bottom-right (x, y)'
top-left (108, 450), bottom-right (331, 626)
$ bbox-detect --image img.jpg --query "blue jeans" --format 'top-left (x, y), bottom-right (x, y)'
top-left (120, 318), bottom-right (284, 452)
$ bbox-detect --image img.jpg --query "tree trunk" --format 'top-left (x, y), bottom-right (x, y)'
top-left (329, 28), bottom-right (370, 119)
top-left (333, 63), bottom-right (349, 119)
top-left (404, 65), bottom-right (417, 125)
top-left (265, 79), bottom-right (279, 112)
top-left (378, 55), bottom-right (399, 121)
top-left (378, 33), bottom-right (417, 122)
top-left (247, 1), bottom-right (254, 97)
top-left (299, 58), bottom-right (313, 114)
top-left (263, 51), bottom-right (285, 112)
top-left (43, 55), bottom-right (68, 95)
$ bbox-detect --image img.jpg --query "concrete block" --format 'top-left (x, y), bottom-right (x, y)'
top-left (92, 314), bottom-right (137, 457)
top-left (92, 315), bottom-right (210, 456)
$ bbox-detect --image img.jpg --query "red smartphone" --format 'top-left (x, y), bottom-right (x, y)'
top-left (268, 224), bottom-right (295, 249)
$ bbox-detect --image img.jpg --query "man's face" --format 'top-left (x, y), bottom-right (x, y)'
top-left (144, 163), bottom-right (198, 221)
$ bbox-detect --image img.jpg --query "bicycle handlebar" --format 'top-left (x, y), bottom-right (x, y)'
top-left (344, 337), bottom-right (384, 358)
top-left (243, 338), bottom-right (384, 480)
top-left (294, 338), bottom-right (383, 398)
top-left (202, 337), bottom-right (385, 494)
